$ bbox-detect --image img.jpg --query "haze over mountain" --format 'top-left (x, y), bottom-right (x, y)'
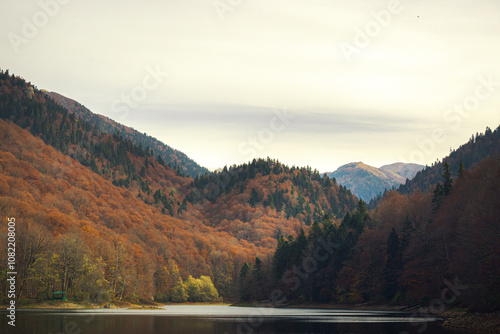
top-left (3, 1), bottom-right (500, 171)
top-left (327, 162), bottom-right (423, 201)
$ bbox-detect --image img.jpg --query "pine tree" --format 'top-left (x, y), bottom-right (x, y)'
top-left (239, 262), bottom-right (250, 279)
top-left (292, 229), bottom-right (307, 266)
top-left (442, 162), bottom-right (453, 195)
top-left (432, 162), bottom-right (455, 212)
top-left (432, 182), bottom-right (444, 212)
top-left (249, 188), bottom-right (260, 207)
top-left (157, 154), bottom-right (164, 166)
top-left (238, 262), bottom-right (252, 301)
top-left (458, 160), bottom-right (465, 179)
top-left (249, 257), bottom-right (265, 300)
top-left (273, 236), bottom-right (292, 280)
top-left (253, 257), bottom-right (262, 275)
top-left (383, 227), bottom-right (402, 300)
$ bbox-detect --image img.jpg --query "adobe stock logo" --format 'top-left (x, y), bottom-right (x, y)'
top-left (237, 108), bottom-right (295, 161)
top-left (213, 0), bottom-right (244, 20)
top-left (8, 0), bottom-right (72, 53)
top-left (111, 66), bottom-right (169, 122)
top-left (401, 74), bottom-right (499, 165)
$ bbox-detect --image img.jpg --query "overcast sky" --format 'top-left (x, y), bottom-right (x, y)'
top-left (1, 0), bottom-right (500, 172)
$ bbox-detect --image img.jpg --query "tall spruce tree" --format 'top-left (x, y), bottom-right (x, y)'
top-left (442, 162), bottom-right (453, 195)
top-left (383, 227), bottom-right (402, 300)
top-left (432, 162), bottom-right (454, 212)
top-left (458, 160), bottom-right (465, 179)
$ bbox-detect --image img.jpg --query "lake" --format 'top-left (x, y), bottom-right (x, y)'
top-left (1, 305), bottom-right (469, 334)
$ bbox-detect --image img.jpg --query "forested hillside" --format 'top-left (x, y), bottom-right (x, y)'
top-left (0, 69), bottom-right (360, 303)
top-left (0, 68), bottom-right (360, 237)
top-left (0, 118), bottom-right (258, 302)
top-left (190, 159), bottom-right (356, 223)
top-left (238, 150), bottom-right (500, 312)
top-left (182, 158), bottom-right (357, 247)
top-left (47, 91), bottom-right (209, 178)
top-left (0, 70), bottom-right (196, 218)
top-left (398, 126), bottom-right (500, 195)
top-left (2, 68), bottom-right (497, 313)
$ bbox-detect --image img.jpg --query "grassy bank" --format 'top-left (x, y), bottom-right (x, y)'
top-left (1, 299), bottom-right (231, 310)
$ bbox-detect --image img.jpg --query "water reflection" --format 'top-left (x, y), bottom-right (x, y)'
top-left (1, 305), bottom-right (467, 334)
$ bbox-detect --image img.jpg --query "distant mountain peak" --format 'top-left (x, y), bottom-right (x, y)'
top-left (327, 161), bottom-right (423, 201)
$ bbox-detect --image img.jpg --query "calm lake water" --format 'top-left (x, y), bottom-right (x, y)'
top-left (1, 305), bottom-right (470, 334)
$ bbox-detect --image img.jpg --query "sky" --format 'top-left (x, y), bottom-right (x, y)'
top-left (1, 0), bottom-right (500, 172)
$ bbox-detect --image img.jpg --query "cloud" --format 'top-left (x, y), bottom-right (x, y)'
top-left (1, 0), bottom-right (499, 170)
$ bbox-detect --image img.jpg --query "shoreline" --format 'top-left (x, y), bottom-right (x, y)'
top-left (233, 302), bottom-right (500, 333)
top-left (291, 304), bottom-right (499, 333)
top-left (232, 301), bottom-right (430, 313)
top-left (440, 310), bottom-right (500, 333)
top-left (1, 300), bottom-right (231, 310)
top-left (3, 300), bottom-right (499, 333)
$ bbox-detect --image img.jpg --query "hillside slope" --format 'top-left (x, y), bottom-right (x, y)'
top-left (0, 69), bottom-right (360, 302)
top-left (397, 125), bottom-right (500, 195)
top-left (0, 70), bottom-right (195, 218)
top-left (0, 118), bottom-right (259, 301)
top-left (356, 154), bottom-right (499, 310)
top-left (183, 159), bottom-right (357, 246)
top-left (239, 145), bottom-right (500, 312)
top-left (47, 91), bottom-right (208, 178)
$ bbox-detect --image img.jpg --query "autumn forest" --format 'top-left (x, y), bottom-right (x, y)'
top-left (0, 69), bottom-right (499, 313)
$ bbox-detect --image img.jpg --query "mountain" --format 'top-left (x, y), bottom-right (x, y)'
top-left (236, 130), bottom-right (499, 311)
top-left (397, 125), bottom-right (500, 195)
top-left (0, 69), bottom-right (359, 302)
top-left (0, 117), bottom-right (261, 301)
top-left (46, 91), bottom-right (209, 178)
top-left (327, 162), bottom-right (423, 201)
top-left (0, 70), bottom-right (253, 301)
top-left (251, 152), bottom-right (500, 311)
top-left (186, 158), bottom-right (357, 235)
top-left (4, 68), bottom-right (497, 312)
top-left (379, 162), bottom-right (424, 180)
